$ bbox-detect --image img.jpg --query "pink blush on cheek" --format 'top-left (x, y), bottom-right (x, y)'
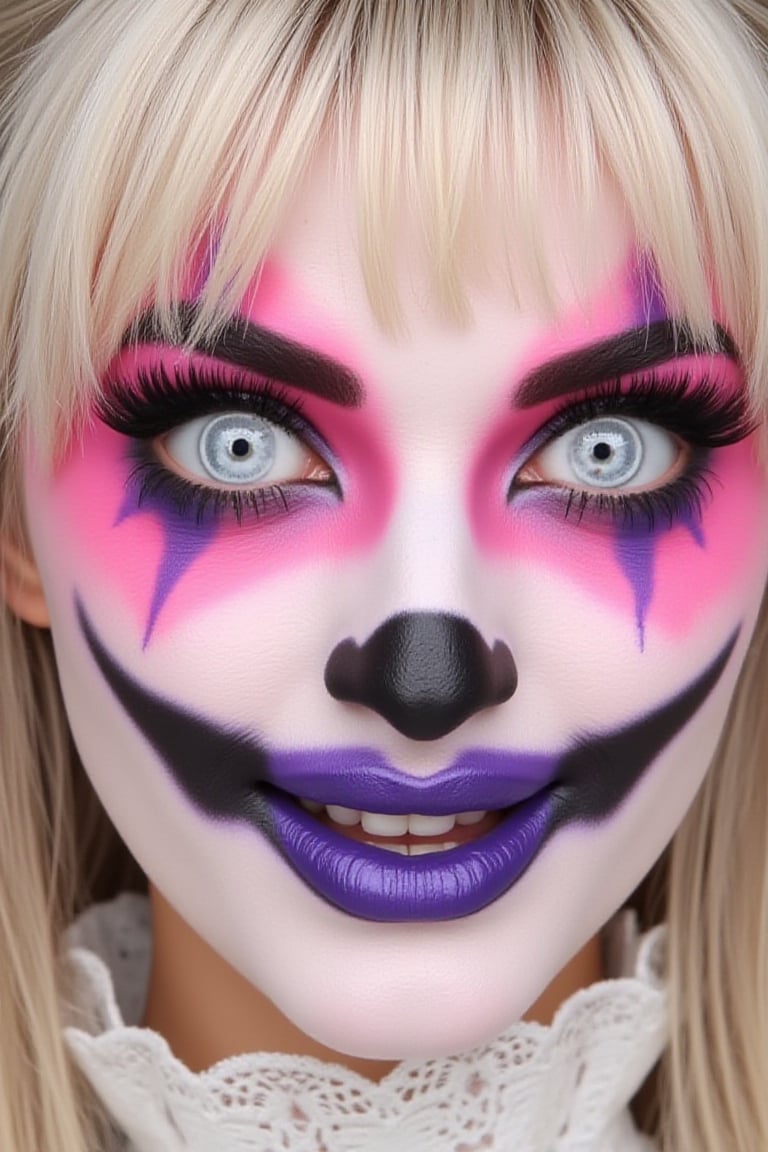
top-left (648, 442), bottom-right (768, 634)
top-left (32, 429), bottom-right (167, 626)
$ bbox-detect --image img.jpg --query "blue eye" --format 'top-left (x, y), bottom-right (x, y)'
top-left (525, 415), bottom-right (680, 493)
top-left (161, 411), bottom-right (328, 489)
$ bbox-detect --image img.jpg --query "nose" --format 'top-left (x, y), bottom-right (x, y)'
top-left (324, 611), bottom-right (517, 741)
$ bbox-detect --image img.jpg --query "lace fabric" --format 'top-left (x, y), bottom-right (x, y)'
top-left (63, 894), bottom-right (666, 1152)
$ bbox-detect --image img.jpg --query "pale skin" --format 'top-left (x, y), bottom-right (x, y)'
top-left (142, 884), bottom-right (604, 1078)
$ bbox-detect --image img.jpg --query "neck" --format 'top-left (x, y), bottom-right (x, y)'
top-left (142, 884), bottom-right (604, 1081)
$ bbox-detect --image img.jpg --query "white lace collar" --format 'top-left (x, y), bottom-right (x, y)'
top-left (63, 894), bottom-right (665, 1151)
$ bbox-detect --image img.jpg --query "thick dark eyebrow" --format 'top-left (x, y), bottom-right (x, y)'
top-left (516, 319), bottom-right (738, 409)
top-left (125, 303), bottom-right (364, 408)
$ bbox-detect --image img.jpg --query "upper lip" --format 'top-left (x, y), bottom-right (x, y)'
top-left (261, 746), bottom-right (559, 815)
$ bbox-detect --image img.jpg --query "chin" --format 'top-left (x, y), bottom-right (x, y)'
top-left (220, 844), bottom-right (612, 1061)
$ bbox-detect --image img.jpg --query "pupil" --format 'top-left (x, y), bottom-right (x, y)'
top-left (593, 441), bottom-right (612, 461)
top-left (231, 438), bottom-right (251, 459)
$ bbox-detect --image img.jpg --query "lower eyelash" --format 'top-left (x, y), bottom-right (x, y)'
top-left (128, 457), bottom-right (294, 526)
top-left (558, 465), bottom-right (714, 532)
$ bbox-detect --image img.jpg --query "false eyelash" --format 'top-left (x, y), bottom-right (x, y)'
top-left (99, 359), bottom-right (310, 440)
top-left (539, 369), bottom-right (757, 450)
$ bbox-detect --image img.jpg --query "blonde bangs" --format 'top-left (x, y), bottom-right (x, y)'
top-left (1, 0), bottom-right (768, 452)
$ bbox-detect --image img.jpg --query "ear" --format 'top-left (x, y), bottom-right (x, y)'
top-left (1, 537), bottom-right (50, 628)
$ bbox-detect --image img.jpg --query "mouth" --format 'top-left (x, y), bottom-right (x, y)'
top-left (262, 782), bottom-right (554, 921)
top-left (251, 746), bottom-right (560, 920)
top-left (300, 797), bottom-right (501, 852)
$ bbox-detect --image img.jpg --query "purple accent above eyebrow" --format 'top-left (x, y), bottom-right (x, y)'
top-left (115, 478), bottom-right (218, 648)
top-left (633, 254), bottom-right (668, 327)
top-left (187, 232), bottom-right (221, 301)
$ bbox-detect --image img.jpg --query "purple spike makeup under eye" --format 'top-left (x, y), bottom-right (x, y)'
top-left (115, 474), bottom-right (219, 648)
top-left (613, 508), bottom-right (706, 650)
top-left (613, 531), bottom-right (655, 651)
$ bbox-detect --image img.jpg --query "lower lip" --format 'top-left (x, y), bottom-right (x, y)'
top-left (265, 788), bottom-right (555, 921)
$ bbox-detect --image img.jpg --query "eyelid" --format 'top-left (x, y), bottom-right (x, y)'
top-left (99, 359), bottom-right (311, 439)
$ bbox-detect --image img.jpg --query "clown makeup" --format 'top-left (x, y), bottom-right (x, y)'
top-left (21, 153), bottom-right (768, 1059)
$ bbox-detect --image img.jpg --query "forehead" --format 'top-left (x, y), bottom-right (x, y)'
top-left (238, 144), bottom-right (638, 348)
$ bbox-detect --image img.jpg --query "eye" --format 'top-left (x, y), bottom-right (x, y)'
top-left (158, 412), bottom-right (332, 489)
top-left (517, 415), bottom-right (684, 493)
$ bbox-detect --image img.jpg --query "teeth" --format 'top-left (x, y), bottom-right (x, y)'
top-left (364, 842), bottom-right (409, 855)
top-left (408, 842), bottom-right (459, 855)
top-left (301, 801), bottom-right (490, 835)
top-left (408, 813), bottom-right (457, 836)
top-left (361, 812), bottom-right (409, 836)
top-left (364, 841), bottom-right (460, 856)
top-left (325, 804), bottom-right (361, 826)
top-left (300, 799), bottom-right (324, 814)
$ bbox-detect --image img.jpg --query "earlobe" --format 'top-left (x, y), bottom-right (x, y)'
top-left (0, 538), bottom-right (50, 628)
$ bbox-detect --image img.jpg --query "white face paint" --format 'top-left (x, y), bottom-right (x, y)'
top-left (21, 148), bottom-right (768, 1058)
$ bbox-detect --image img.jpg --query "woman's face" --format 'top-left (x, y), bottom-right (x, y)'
top-left (20, 152), bottom-right (768, 1057)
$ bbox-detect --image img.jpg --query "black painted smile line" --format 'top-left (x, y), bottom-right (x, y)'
top-left (75, 596), bottom-right (739, 919)
top-left (75, 596), bottom-right (740, 820)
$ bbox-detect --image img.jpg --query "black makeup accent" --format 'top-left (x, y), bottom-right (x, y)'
top-left (77, 598), bottom-right (274, 832)
top-left (516, 320), bottom-right (737, 409)
top-left (126, 303), bottom-right (364, 408)
top-left (324, 612), bottom-right (518, 741)
top-left (549, 629), bottom-right (737, 825)
top-left (76, 596), bottom-right (737, 845)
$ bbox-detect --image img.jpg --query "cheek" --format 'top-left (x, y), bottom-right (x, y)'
top-left (471, 438), bottom-right (768, 643)
top-left (31, 415), bottom-right (394, 644)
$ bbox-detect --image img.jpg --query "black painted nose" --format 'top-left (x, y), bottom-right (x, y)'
top-left (324, 612), bottom-right (517, 740)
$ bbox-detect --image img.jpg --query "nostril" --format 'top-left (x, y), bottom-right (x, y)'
top-left (324, 612), bottom-right (517, 741)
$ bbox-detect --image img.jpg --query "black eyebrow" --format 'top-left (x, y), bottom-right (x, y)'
top-left (125, 303), bottom-right (364, 408)
top-left (516, 319), bottom-right (738, 409)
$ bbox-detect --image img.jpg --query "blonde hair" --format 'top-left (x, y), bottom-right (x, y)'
top-left (1, 1), bottom-right (768, 1148)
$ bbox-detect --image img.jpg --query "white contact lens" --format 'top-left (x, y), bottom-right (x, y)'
top-left (199, 414), bottom-right (276, 484)
top-left (530, 416), bottom-right (678, 492)
top-left (567, 417), bottom-right (643, 488)
top-left (162, 411), bottom-right (314, 488)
